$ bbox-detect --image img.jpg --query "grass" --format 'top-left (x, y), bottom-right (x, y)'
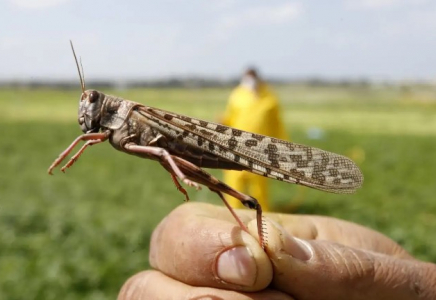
top-left (1, 84), bottom-right (435, 299)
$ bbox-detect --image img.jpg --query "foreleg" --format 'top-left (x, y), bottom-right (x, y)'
top-left (48, 131), bottom-right (110, 174)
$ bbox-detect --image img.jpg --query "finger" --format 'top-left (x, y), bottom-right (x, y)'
top-left (249, 220), bottom-right (431, 300)
top-left (266, 213), bottom-right (412, 258)
top-left (118, 270), bottom-right (294, 300)
top-left (149, 202), bottom-right (273, 292)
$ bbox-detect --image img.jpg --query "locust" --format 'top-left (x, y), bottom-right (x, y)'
top-left (48, 42), bottom-right (364, 248)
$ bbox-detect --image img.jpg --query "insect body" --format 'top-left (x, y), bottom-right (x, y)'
top-left (48, 43), bottom-right (364, 248)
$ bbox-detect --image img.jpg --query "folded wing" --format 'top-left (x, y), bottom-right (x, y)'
top-left (138, 106), bottom-right (363, 194)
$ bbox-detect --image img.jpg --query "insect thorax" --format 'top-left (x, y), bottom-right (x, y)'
top-left (100, 95), bottom-right (138, 130)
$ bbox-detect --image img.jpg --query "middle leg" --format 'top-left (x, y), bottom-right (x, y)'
top-left (161, 155), bottom-right (266, 249)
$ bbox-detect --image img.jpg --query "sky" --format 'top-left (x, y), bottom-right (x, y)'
top-left (1, 0), bottom-right (436, 81)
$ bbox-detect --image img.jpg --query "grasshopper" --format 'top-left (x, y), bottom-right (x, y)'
top-left (48, 42), bottom-right (363, 248)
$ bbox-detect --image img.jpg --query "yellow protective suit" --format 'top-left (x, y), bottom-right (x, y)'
top-left (221, 83), bottom-right (288, 211)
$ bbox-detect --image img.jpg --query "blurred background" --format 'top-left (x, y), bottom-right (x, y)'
top-left (1, 0), bottom-right (436, 299)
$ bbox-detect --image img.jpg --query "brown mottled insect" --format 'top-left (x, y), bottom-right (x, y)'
top-left (48, 42), bottom-right (363, 248)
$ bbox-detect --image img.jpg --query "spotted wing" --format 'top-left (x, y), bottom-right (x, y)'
top-left (138, 106), bottom-right (363, 193)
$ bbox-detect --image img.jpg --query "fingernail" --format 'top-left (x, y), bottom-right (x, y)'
top-left (266, 219), bottom-right (313, 261)
top-left (216, 246), bottom-right (257, 286)
top-left (283, 235), bottom-right (313, 261)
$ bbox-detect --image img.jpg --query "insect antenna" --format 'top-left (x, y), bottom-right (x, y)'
top-left (69, 40), bottom-right (85, 93)
top-left (79, 57), bottom-right (86, 91)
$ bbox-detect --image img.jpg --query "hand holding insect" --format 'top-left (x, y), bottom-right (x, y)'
top-left (48, 42), bottom-right (363, 248)
top-left (118, 203), bottom-right (434, 300)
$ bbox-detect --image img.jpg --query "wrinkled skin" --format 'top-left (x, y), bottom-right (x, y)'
top-left (118, 202), bottom-right (436, 300)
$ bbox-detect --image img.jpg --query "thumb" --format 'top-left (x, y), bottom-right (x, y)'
top-left (248, 219), bottom-right (426, 300)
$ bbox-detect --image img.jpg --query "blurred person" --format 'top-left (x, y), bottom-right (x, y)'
top-left (220, 68), bottom-right (289, 212)
top-left (118, 202), bottom-right (436, 300)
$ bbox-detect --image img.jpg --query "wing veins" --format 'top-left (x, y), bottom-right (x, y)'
top-left (138, 106), bottom-right (363, 192)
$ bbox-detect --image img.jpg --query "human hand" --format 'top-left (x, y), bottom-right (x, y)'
top-left (118, 202), bottom-right (436, 300)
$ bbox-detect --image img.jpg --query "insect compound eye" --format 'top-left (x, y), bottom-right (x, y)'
top-left (88, 91), bottom-right (99, 103)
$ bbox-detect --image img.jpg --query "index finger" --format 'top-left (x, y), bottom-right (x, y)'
top-left (268, 213), bottom-right (412, 258)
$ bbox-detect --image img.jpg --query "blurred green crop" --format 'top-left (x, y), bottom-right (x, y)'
top-left (1, 84), bottom-right (435, 299)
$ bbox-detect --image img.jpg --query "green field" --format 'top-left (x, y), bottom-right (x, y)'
top-left (1, 84), bottom-right (436, 299)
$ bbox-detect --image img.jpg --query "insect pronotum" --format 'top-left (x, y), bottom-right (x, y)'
top-left (48, 41), bottom-right (364, 248)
